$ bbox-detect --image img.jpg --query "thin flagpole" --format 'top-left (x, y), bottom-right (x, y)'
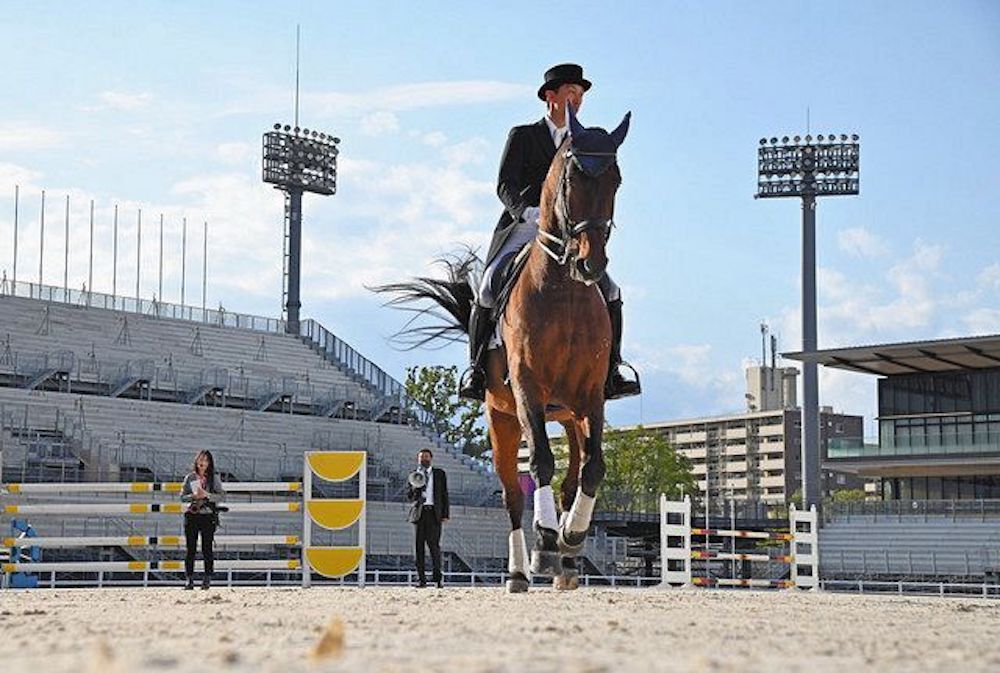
top-left (12, 185), bottom-right (18, 288)
top-left (136, 208), bottom-right (141, 302)
top-left (63, 194), bottom-right (69, 295)
top-left (112, 204), bottom-right (118, 299)
top-left (181, 217), bottom-right (187, 306)
top-left (158, 213), bottom-right (163, 303)
top-left (202, 220), bottom-right (207, 312)
top-left (88, 200), bottom-right (94, 300)
top-left (38, 190), bottom-right (45, 287)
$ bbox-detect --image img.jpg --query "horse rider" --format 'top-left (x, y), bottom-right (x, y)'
top-left (458, 63), bottom-right (641, 402)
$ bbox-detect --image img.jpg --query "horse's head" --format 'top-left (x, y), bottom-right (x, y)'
top-left (540, 105), bottom-right (631, 285)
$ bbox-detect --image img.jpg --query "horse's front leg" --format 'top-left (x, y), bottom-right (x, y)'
top-left (512, 382), bottom-right (561, 579)
top-left (558, 406), bottom-right (605, 561)
top-left (554, 420), bottom-right (583, 590)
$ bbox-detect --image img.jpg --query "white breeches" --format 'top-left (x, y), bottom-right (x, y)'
top-left (478, 219), bottom-right (538, 308)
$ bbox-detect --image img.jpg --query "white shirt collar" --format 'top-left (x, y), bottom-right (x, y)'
top-left (545, 115), bottom-right (569, 147)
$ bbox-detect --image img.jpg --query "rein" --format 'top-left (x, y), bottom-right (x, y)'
top-left (535, 147), bottom-right (616, 266)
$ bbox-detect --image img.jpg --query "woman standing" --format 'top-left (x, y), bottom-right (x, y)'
top-left (181, 450), bottom-right (226, 590)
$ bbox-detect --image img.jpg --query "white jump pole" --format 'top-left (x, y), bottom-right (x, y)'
top-left (359, 458), bottom-right (367, 588)
top-left (302, 453), bottom-right (312, 589)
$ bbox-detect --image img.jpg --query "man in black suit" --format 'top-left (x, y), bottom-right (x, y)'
top-left (407, 448), bottom-right (449, 588)
top-left (458, 63), bottom-right (640, 402)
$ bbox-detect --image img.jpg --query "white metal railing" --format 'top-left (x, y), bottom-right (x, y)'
top-left (0, 280), bottom-right (285, 333)
top-left (3, 568), bottom-right (665, 590)
top-left (821, 578), bottom-right (1000, 599)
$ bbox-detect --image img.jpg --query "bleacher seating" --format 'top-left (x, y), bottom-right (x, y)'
top-left (0, 291), bottom-right (522, 570)
top-left (820, 516), bottom-right (1000, 580)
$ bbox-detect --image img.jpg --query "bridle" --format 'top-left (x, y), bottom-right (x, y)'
top-left (535, 144), bottom-right (618, 270)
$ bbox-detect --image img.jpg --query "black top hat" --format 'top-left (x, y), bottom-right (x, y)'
top-left (537, 63), bottom-right (592, 101)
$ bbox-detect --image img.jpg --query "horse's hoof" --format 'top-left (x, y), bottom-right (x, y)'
top-left (530, 550), bottom-right (562, 578)
top-left (506, 572), bottom-right (529, 593)
top-left (554, 571), bottom-right (580, 591)
top-left (555, 556), bottom-right (580, 591)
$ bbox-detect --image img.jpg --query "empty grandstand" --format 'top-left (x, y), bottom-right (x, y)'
top-left (0, 281), bottom-right (537, 580)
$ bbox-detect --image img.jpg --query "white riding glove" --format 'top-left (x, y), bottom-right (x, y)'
top-left (520, 206), bottom-right (540, 226)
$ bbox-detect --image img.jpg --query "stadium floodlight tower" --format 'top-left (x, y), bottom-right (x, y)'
top-left (756, 133), bottom-right (860, 510)
top-left (263, 123), bottom-right (340, 335)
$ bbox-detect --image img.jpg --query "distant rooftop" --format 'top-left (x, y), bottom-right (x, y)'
top-left (785, 334), bottom-right (1000, 376)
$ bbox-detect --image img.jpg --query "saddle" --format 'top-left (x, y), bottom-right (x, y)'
top-left (486, 243), bottom-right (534, 334)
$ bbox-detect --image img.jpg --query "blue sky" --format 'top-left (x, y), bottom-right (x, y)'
top-left (1, 1), bottom-right (998, 433)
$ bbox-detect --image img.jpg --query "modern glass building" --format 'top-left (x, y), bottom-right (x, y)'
top-left (787, 334), bottom-right (1000, 500)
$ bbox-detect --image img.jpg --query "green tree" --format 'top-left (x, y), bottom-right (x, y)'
top-left (404, 365), bottom-right (489, 458)
top-left (599, 425), bottom-right (697, 512)
top-left (830, 488), bottom-right (867, 503)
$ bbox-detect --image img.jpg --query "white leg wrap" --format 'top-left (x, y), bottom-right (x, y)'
top-left (533, 485), bottom-right (559, 531)
top-left (508, 529), bottom-right (527, 575)
top-left (566, 489), bottom-right (596, 533)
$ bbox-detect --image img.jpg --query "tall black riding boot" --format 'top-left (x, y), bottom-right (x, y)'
top-left (605, 299), bottom-right (641, 400)
top-left (458, 304), bottom-right (494, 401)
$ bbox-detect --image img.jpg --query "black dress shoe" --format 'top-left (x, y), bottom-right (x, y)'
top-left (201, 578), bottom-right (211, 590)
top-left (416, 581), bottom-right (428, 588)
top-left (184, 576), bottom-right (194, 590)
top-left (436, 579), bottom-right (444, 589)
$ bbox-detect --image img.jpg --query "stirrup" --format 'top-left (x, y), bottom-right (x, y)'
top-left (458, 366), bottom-right (486, 401)
top-left (605, 361), bottom-right (641, 400)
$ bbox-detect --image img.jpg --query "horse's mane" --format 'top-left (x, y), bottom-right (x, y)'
top-left (369, 248), bottom-right (480, 350)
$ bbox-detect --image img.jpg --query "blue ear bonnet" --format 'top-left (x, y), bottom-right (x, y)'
top-left (569, 130), bottom-right (618, 177)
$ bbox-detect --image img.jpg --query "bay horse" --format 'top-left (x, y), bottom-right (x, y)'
top-left (377, 105), bottom-right (630, 592)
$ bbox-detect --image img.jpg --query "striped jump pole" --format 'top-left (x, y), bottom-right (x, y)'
top-left (1, 480), bottom-right (305, 585)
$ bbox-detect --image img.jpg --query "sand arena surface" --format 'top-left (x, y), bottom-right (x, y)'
top-left (1, 586), bottom-right (998, 672)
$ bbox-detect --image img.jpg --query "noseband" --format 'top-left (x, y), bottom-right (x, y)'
top-left (536, 146), bottom-right (617, 267)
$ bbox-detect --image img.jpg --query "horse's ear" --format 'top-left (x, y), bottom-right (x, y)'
top-left (610, 112), bottom-right (631, 148)
top-left (567, 103), bottom-right (586, 139)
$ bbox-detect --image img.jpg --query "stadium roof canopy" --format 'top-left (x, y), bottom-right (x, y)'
top-left (784, 334), bottom-right (1000, 377)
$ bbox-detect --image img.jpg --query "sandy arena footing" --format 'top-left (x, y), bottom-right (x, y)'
top-left (1, 586), bottom-right (997, 672)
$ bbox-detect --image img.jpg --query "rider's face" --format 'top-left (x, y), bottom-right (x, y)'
top-left (547, 84), bottom-right (585, 122)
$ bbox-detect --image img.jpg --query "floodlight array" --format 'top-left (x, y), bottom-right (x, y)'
top-left (263, 124), bottom-right (340, 195)
top-left (756, 134), bottom-right (859, 198)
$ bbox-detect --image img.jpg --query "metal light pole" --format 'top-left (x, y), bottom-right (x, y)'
top-left (756, 133), bottom-right (860, 510)
top-left (262, 123), bottom-right (339, 335)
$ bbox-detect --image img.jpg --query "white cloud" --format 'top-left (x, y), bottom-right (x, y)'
top-left (170, 172), bottom-right (280, 299)
top-left (0, 125), bottom-right (64, 150)
top-left (441, 138), bottom-right (490, 167)
top-left (815, 239), bottom-right (945, 336)
top-left (963, 308), bottom-right (1000, 335)
top-left (215, 142), bottom-right (256, 165)
top-left (309, 81), bottom-right (532, 117)
top-left (94, 91), bottom-right (154, 111)
top-left (421, 131), bottom-right (448, 147)
top-left (360, 111), bottom-right (400, 136)
top-left (979, 263), bottom-right (1000, 292)
top-left (0, 162), bottom-right (43, 187)
top-left (837, 226), bottom-right (887, 258)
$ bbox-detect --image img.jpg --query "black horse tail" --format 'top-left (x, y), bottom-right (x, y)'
top-left (370, 249), bottom-right (480, 350)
